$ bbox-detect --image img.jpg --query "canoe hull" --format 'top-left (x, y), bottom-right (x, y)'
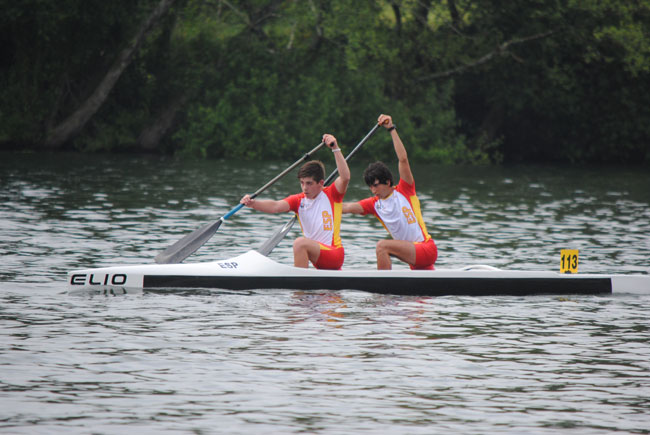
top-left (142, 274), bottom-right (613, 296)
top-left (67, 250), bottom-right (650, 296)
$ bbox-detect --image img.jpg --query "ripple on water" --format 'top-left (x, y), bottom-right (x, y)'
top-left (1, 155), bottom-right (650, 433)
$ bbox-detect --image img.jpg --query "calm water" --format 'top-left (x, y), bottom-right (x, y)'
top-left (1, 152), bottom-right (649, 433)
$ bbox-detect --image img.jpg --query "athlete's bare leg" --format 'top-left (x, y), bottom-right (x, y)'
top-left (293, 237), bottom-right (322, 268)
top-left (375, 239), bottom-right (416, 270)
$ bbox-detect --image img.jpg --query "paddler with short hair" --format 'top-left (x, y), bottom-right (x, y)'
top-left (241, 134), bottom-right (350, 269)
top-left (342, 114), bottom-right (437, 270)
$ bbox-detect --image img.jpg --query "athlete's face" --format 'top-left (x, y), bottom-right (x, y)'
top-left (300, 177), bottom-right (324, 199)
top-left (369, 179), bottom-right (392, 199)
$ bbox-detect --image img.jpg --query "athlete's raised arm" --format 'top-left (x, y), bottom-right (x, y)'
top-left (378, 114), bottom-right (414, 185)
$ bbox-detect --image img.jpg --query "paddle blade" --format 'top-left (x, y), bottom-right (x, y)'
top-left (257, 216), bottom-right (296, 256)
top-left (155, 219), bottom-right (223, 264)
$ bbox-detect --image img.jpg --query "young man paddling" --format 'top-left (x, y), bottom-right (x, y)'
top-left (342, 114), bottom-right (437, 270)
top-left (240, 134), bottom-right (350, 269)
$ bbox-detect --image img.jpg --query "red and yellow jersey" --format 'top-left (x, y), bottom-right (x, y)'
top-left (358, 179), bottom-right (431, 243)
top-left (283, 184), bottom-right (344, 248)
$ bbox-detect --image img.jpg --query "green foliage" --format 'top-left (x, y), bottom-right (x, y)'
top-left (174, 42), bottom-right (382, 159)
top-left (569, 0), bottom-right (650, 76)
top-left (1, 0), bottom-right (648, 164)
top-left (0, 0), bottom-right (159, 145)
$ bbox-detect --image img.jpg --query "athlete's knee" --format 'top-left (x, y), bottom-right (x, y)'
top-left (293, 237), bottom-right (306, 248)
top-left (294, 237), bottom-right (313, 254)
top-left (376, 240), bottom-right (390, 256)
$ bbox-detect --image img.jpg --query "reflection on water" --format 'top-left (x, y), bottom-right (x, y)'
top-left (1, 152), bottom-right (649, 433)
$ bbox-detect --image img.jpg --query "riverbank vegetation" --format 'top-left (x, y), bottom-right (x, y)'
top-left (1, 0), bottom-right (649, 163)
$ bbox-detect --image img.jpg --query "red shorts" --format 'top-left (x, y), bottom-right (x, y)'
top-left (313, 244), bottom-right (344, 270)
top-left (410, 239), bottom-right (437, 270)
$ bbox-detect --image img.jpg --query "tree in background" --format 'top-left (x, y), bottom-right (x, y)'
top-left (44, 0), bottom-right (177, 148)
top-left (0, 0), bottom-right (648, 164)
top-left (1, 0), bottom-right (163, 147)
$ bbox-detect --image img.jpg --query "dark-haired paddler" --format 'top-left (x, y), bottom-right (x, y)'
top-left (342, 114), bottom-right (437, 270)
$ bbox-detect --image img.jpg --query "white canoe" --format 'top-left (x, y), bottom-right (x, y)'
top-left (67, 250), bottom-right (650, 296)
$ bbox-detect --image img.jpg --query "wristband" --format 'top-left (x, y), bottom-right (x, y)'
top-left (387, 125), bottom-right (396, 132)
top-left (332, 148), bottom-right (342, 152)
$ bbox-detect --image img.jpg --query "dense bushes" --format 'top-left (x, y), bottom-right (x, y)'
top-left (1, 0), bottom-right (648, 164)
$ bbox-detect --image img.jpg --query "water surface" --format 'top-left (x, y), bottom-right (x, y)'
top-left (1, 152), bottom-right (649, 433)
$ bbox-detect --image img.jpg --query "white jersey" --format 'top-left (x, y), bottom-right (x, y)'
top-left (358, 179), bottom-right (431, 243)
top-left (283, 184), bottom-right (344, 247)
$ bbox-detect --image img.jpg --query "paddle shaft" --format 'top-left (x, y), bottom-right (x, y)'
top-left (155, 141), bottom-right (326, 264)
top-left (221, 141), bottom-right (326, 220)
top-left (324, 123), bottom-right (380, 186)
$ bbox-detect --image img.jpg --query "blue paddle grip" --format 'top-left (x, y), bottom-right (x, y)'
top-left (223, 203), bottom-right (245, 220)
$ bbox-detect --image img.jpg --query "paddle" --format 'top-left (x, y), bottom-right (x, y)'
top-left (257, 123), bottom-right (381, 256)
top-left (155, 141), bottom-right (327, 264)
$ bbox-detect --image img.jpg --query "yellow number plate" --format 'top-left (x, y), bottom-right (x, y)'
top-left (560, 249), bottom-right (579, 274)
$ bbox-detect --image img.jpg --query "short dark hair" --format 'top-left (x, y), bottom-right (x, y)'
top-left (298, 160), bottom-right (325, 182)
top-left (363, 161), bottom-right (393, 187)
